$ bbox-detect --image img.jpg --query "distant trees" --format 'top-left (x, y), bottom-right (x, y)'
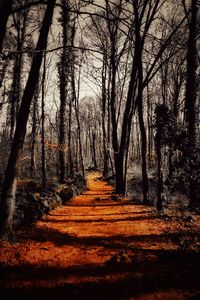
top-left (85, 0), bottom-right (200, 211)
top-left (86, 0), bottom-right (185, 201)
top-left (0, 0), bottom-right (199, 238)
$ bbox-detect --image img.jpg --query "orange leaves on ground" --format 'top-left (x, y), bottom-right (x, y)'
top-left (0, 172), bottom-right (200, 299)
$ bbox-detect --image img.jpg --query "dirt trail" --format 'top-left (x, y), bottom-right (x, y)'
top-left (0, 172), bottom-right (200, 300)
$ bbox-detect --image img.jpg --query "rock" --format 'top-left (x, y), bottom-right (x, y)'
top-left (12, 173), bottom-right (87, 229)
top-left (59, 185), bottom-right (78, 204)
top-left (14, 190), bottom-right (61, 227)
top-left (47, 193), bottom-right (62, 210)
top-left (73, 174), bottom-right (86, 193)
top-left (105, 174), bottom-right (115, 184)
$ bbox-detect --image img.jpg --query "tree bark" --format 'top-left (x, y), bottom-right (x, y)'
top-left (30, 83), bottom-right (39, 178)
top-left (184, 0), bottom-right (198, 209)
top-left (58, 0), bottom-right (69, 182)
top-left (102, 54), bottom-right (109, 177)
top-left (68, 22), bottom-right (76, 176)
top-left (138, 97), bottom-right (149, 204)
top-left (156, 132), bottom-right (164, 211)
top-left (73, 61), bottom-right (85, 177)
top-left (92, 131), bottom-right (98, 168)
top-left (0, 0), bottom-right (13, 53)
top-left (41, 52), bottom-right (47, 188)
top-left (9, 10), bottom-right (27, 139)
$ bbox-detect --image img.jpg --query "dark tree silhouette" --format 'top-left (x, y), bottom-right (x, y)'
top-left (184, 0), bottom-right (199, 209)
top-left (0, 0), bottom-right (56, 239)
top-left (0, 0), bottom-right (13, 53)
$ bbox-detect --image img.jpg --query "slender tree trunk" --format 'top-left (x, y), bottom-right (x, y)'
top-left (92, 131), bottom-right (98, 168)
top-left (68, 24), bottom-right (77, 176)
top-left (9, 13), bottom-right (26, 139)
top-left (30, 83), bottom-right (39, 178)
top-left (0, 0), bottom-right (55, 238)
top-left (102, 54), bottom-right (109, 177)
top-left (105, 1), bottom-right (125, 189)
top-left (147, 84), bottom-right (153, 167)
top-left (117, 60), bottom-right (137, 194)
top-left (58, 60), bottom-right (66, 182)
top-left (133, 1), bottom-right (149, 204)
top-left (184, 0), bottom-right (198, 209)
top-left (138, 96), bottom-right (149, 204)
top-left (74, 63), bottom-right (85, 177)
top-left (41, 52), bottom-right (47, 188)
top-left (15, 10), bottom-right (27, 115)
top-left (156, 132), bottom-right (164, 211)
top-left (107, 69), bottom-right (114, 175)
top-left (109, 44), bottom-right (121, 191)
top-left (58, 0), bottom-right (69, 182)
top-left (68, 95), bottom-right (74, 175)
top-left (115, 0), bottom-right (143, 195)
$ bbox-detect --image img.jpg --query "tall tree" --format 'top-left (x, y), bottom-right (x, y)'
top-left (41, 52), bottom-right (47, 188)
top-left (115, 0), bottom-right (163, 197)
top-left (68, 21), bottom-right (76, 176)
top-left (184, 0), bottom-right (199, 208)
top-left (30, 83), bottom-right (40, 178)
top-left (72, 48), bottom-right (85, 176)
top-left (9, 5), bottom-right (28, 139)
top-left (0, 0), bottom-right (55, 239)
top-left (58, 0), bottom-right (70, 182)
top-left (104, 0), bottom-right (131, 194)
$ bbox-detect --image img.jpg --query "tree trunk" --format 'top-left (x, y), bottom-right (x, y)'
top-left (9, 11), bottom-right (26, 139)
top-left (58, 60), bottom-right (66, 182)
top-left (0, 0), bottom-right (13, 53)
top-left (184, 0), bottom-right (198, 209)
top-left (117, 60), bottom-right (137, 195)
top-left (0, 0), bottom-right (55, 238)
top-left (58, 0), bottom-right (69, 182)
top-left (147, 84), bottom-right (153, 167)
top-left (168, 79), bottom-right (181, 179)
top-left (68, 95), bottom-right (74, 175)
top-left (138, 96), bottom-right (149, 204)
top-left (102, 54), bottom-right (109, 177)
top-left (74, 62), bottom-right (85, 177)
top-left (109, 45), bottom-right (121, 191)
top-left (68, 21), bottom-right (76, 176)
top-left (41, 52), bottom-right (47, 188)
top-left (156, 132), bottom-right (164, 211)
top-left (115, 153), bottom-right (125, 194)
top-left (30, 83), bottom-right (39, 178)
top-left (92, 131), bottom-right (98, 168)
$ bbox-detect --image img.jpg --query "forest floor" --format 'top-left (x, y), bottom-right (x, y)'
top-left (0, 172), bottom-right (200, 300)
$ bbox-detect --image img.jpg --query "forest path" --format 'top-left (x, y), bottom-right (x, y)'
top-left (0, 172), bottom-right (200, 300)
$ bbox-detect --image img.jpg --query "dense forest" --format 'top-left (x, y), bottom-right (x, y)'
top-left (0, 0), bottom-right (200, 299)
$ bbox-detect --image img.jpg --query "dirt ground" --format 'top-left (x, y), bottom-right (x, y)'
top-left (0, 172), bottom-right (200, 300)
